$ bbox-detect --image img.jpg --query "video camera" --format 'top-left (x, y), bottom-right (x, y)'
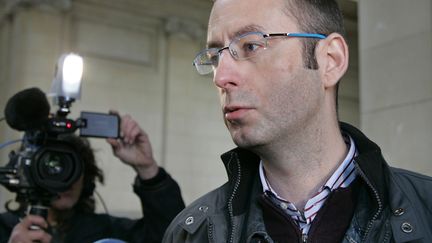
top-left (0, 53), bottom-right (119, 216)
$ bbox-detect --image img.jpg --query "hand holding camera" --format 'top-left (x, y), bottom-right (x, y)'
top-left (107, 113), bottom-right (159, 180)
top-left (8, 214), bottom-right (51, 243)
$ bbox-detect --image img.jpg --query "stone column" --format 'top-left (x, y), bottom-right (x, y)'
top-left (359, 1), bottom-right (432, 175)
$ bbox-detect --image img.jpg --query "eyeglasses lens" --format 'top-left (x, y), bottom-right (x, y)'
top-left (194, 32), bottom-right (267, 75)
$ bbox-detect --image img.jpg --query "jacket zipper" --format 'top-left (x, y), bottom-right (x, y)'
top-left (301, 234), bottom-right (308, 243)
top-left (208, 220), bottom-right (215, 243)
top-left (354, 163), bottom-right (383, 242)
top-left (227, 153), bottom-right (242, 243)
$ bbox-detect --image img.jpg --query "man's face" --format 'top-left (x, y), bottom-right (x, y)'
top-left (50, 175), bottom-right (84, 211)
top-left (208, 0), bottom-right (325, 149)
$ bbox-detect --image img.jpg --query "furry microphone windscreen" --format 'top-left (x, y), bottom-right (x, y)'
top-left (4, 87), bottom-right (51, 131)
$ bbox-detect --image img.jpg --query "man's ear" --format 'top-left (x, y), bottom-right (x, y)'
top-left (315, 33), bottom-right (349, 88)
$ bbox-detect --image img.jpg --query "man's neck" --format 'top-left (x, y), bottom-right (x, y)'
top-left (255, 120), bottom-right (347, 209)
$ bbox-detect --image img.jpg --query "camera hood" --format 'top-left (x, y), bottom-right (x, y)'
top-left (31, 138), bottom-right (83, 193)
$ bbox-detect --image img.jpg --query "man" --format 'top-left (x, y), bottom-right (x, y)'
top-left (0, 114), bottom-right (185, 243)
top-left (163, 0), bottom-right (432, 242)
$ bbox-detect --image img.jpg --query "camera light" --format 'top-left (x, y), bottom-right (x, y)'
top-left (62, 54), bottom-right (83, 95)
top-left (50, 53), bottom-right (84, 101)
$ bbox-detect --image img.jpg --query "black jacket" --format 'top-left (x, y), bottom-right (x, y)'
top-left (0, 168), bottom-right (185, 243)
top-left (163, 123), bottom-right (432, 242)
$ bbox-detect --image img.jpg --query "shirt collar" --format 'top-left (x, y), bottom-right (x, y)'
top-left (259, 134), bottom-right (357, 199)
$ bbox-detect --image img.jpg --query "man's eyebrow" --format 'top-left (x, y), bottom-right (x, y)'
top-left (207, 40), bottom-right (223, 49)
top-left (206, 24), bottom-right (265, 49)
top-left (230, 24), bottom-right (264, 39)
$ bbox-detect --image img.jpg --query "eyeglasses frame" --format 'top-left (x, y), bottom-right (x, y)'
top-left (192, 32), bottom-right (327, 75)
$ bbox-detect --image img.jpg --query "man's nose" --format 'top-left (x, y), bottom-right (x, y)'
top-left (213, 49), bottom-right (240, 89)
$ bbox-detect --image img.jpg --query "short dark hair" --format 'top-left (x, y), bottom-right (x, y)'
top-left (58, 134), bottom-right (104, 213)
top-left (283, 0), bottom-right (345, 70)
top-left (283, 0), bottom-right (345, 112)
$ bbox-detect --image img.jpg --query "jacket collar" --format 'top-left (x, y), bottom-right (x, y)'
top-left (339, 122), bottom-right (389, 210)
top-left (221, 147), bottom-right (260, 216)
top-left (220, 122), bottom-right (390, 216)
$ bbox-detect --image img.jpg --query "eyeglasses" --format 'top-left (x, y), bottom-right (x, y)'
top-left (193, 32), bottom-right (326, 75)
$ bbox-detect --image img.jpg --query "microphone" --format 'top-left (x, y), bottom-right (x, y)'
top-left (4, 87), bottom-right (51, 131)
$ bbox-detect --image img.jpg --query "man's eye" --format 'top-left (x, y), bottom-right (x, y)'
top-left (243, 42), bottom-right (263, 52)
top-left (210, 55), bottom-right (219, 65)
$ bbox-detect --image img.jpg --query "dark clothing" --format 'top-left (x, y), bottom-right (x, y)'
top-left (260, 179), bottom-right (360, 243)
top-left (0, 168), bottom-right (185, 243)
top-left (163, 122), bottom-right (432, 243)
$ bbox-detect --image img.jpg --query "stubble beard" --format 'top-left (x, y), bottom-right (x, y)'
top-left (225, 116), bottom-right (273, 152)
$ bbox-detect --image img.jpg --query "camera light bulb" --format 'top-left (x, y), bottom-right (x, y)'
top-left (62, 54), bottom-right (83, 96)
top-left (50, 53), bottom-right (84, 102)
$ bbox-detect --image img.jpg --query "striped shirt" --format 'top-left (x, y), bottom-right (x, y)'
top-left (259, 135), bottom-right (358, 235)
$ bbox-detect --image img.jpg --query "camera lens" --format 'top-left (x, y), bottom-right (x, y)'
top-left (36, 150), bottom-right (75, 182)
top-left (32, 139), bottom-right (83, 193)
top-left (40, 152), bottom-right (67, 176)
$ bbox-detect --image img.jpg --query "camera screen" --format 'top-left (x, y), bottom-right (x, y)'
top-left (79, 112), bottom-right (119, 138)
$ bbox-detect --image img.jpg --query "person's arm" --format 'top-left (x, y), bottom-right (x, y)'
top-left (132, 167), bottom-right (185, 242)
top-left (106, 113), bottom-right (159, 180)
top-left (106, 113), bottom-right (185, 242)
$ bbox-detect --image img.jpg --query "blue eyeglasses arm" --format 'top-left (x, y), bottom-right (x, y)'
top-left (286, 33), bottom-right (327, 39)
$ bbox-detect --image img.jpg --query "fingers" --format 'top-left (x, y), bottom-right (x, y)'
top-left (106, 137), bottom-right (120, 148)
top-left (27, 230), bottom-right (52, 243)
top-left (22, 215), bottom-right (48, 230)
top-left (120, 114), bottom-right (146, 144)
top-left (105, 110), bottom-right (149, 150)
top-left (9, 215), bottom-right (52, 243)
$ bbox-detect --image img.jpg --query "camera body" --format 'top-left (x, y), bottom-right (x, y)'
top-left (4, 133), bottom-right (83, 206)
top-left (1, 87), bottom-right (119, 209)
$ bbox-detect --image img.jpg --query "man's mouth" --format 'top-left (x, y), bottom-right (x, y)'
top-left (223, 105), bottom-right (252, 121)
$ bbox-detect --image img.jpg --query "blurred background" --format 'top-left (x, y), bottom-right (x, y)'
top-left (0, 0), bottom-right (431, 218)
